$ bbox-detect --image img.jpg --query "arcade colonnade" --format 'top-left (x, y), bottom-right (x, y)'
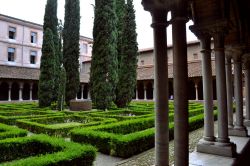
top-left (141, 0), bottom-right (250, 165)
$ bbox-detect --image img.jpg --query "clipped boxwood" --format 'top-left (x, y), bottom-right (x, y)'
top-left (0, 123), bottom-right (27, 140)
top-left (16, 115), bottom-right (117, 137)
top-left (71, 111), bottom-right (215, 158)
top-left (0, 134), bottom-right (96, 166)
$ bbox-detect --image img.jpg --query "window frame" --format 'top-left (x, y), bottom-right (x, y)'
top-left (30, 31), bottom-right (38, 44)
top-left (30, 50), bottom-right (37, 64)
top-left (8, 26), bottom-right (16, 40)
top-left (8, 47), bottom-right (15, 62)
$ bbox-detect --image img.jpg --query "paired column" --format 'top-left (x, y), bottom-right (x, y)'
top-left (19, 82), bottom-right (23, 101)
top-left (135, 86), bottom-right (139, 100)
top-left (229, 54), bottom-right (248, 136)
top-left (8, 82), bottom-right (12, 101)
top-left (81, 84), bottom-right (85, 100)
top-left (195, 82), bottom-right (199, 101)
top-left (29, 83), bottom-right (33, 101)
top-left (172, 9), bottom-right (189, 166)
top-left (225, 55), bottom-right (234, 128)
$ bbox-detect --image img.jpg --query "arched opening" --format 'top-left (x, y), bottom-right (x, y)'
top-left (146, 82), bottom-right (153, 100)
top-left (23, 83), bottom-right (30, 100)
top-left (138, 82), bottom-right (144, 99)
top-left (198, 80), bottom-right (203, 100)
top-left (32, 83), bottom-right (38, 100)
top-left (77, 85), bottom-right (81, 99)
top-left (11, 82), bottom-right (19, 100)
top-left (169, 80), bottom-right (174, 100)
top-left (188, 80), bottom-right (196, 100)
top-left (83, 84), bottom-right (88, 99)
top-left (0, 82), bottom-right (9, 100)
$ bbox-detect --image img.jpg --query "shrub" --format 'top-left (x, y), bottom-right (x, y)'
top-left (0, 123), bottom-right (27, 140)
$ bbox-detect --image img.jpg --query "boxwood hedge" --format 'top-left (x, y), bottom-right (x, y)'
top-left (0, 124), bottom-right (27, 140)
top-left (0, 134), bottom-right (96, 166)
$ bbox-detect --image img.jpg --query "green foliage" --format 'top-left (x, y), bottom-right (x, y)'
top-left (115, 0), bottom-right (138, 107)
top-left (0, 123), bottom-right (27, 140)
top-left (39, 29), bottom-right (56, 107)
top-left (57, 66), bottom-right (66, 111)
top-left (63, 0), bottom-right (80, 105)
top-left (90, 0), bottom-right (118, 110)
top-left (0, 134), bottom-right (96, 166)
top-left (43, 0), bottom-right (60, 102)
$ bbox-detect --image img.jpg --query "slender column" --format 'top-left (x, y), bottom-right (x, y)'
top-left (81, 84), bottom-right (84, 100)
top-left (213, 31), bottom-right (230, 144)
top-left (199, 35), bottom-right (215, 143)
top-left (87, 88), bottom-right (90, 100)
top-left (29, 83), bottom-right (33, 101)
top-left (226, 56), bottom-right (234, 128)
top-left (8, 82), bottom-right (12, 101)
top-left (19, 82), bottom-right (23, 101)
top-left (195, 82), bottom-right (199, 101)
top-left (144, 83), bottom-right (147, 100)
top-left (232, 54), bottom-right (247, 135)
top-left (245, 62), bottom-right (250, 125)
top-left (172, 11), bottom-right (189, 166)
top-left (75, 94), bottom-right (78, 100)
top-left (136, 86), bottom-right (139, 100)
top-left (151, 11), bottom-right (169, 166)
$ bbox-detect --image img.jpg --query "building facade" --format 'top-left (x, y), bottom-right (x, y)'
top-left (0, 14), bottom-right (92, 101)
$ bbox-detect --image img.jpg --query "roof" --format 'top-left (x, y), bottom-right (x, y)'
top-left (137, 60), bottom-right (216, 80)
top-left (0, 65), bottom-right (90, 83)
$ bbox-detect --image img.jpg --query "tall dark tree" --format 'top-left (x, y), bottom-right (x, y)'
top-left (39, 29), bottom-right (56, 107)
top-left (43, 0), bottom-right (60, 102)
top-left (90, 0), bottom-right (118, 110)
top-left (63, 0), bottom-right (80, 104)
top-left (115, 0), bottom-right (138, 107)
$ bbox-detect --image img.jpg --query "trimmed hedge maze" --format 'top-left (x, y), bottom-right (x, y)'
top-left (0, 101), bottom-right (209, 162)
top-left (0, 134), bottom-right (96, 166)
top-left (0, 123), bottom-right (27, 140)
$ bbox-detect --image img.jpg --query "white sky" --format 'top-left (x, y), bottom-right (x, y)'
top-left (0, 0), bottom-right (197, 49)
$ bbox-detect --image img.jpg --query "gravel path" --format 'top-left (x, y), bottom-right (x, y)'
top-left (117, 125), bottom-right (215, 166)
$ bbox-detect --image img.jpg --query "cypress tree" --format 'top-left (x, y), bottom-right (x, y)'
top-left (63, 0), bottom-right (80, 104)
top-left (90, 0), bottom-right (118, 110)
top-left (39, 29), bottom-right (56, 107)
top-left (43, 0), bottom-right (60, 102)
top-left (115, 0), bottom-right (138, 107)
top-left (57, 66), bottom-right (66, 111)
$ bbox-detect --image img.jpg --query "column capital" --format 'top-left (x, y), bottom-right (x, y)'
top-left (189, 25), bottom-right (211, 41)
top-left (141, 0), bottom-right (171, 13)
top-left (19, 82), bottom-right (24, 89)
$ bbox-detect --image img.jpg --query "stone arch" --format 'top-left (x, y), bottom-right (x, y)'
top-left (0, 82), bottom-right (8, 100)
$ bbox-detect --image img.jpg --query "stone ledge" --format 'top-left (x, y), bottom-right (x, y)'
top-left (229, 127), bottom-right (248, 137)
top-left (69, 100), bottom-right (92, 111)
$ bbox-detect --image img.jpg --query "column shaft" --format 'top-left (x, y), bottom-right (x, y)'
top-left (8, 83), bottom-right (12, 101)
top-left (144, 84), bottom-right (147, 100)
top-left (246, 68), bottom-right (250, 120)
top-left (19, 83), bottom-right (23, 101)
top-left (214, 34), bottom-right (229, 143)
top-left (234, 58), bottom-right (244, 129)
top-left (172, 17), bottom-right (189, 165)
top-left (200, 36), bottom-right (215, 141)
top-left (29, 83), bottom-right (33, 101)
top-left (195, 83), bottom-right (199, 101)
top-left (136, 87), bottom-right (138, 100)
top-left (152, 11), bottom-right (169, 166)
top-left (81, 85), bottom-right (84, 100)
top-left (226, 57), bottom-right (234, 128)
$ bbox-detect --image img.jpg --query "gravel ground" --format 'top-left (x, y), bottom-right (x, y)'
top-left (116, 125), bottom-right (215, 166)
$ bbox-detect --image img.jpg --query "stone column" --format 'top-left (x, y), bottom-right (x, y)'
top-left (87, 88), bottom-right (91, 100)
top-left (19, 82), bottom-right (23, 101)
top-left (81, 84), bottom-right (84, 100)
top-left (244, 60), bottom-right (250, 126)
top-left (29, 83), bottom-right (33, 101)
top-left (226, 55), bottom-right (234, 128)
top-left (144, 83), bottom-right (147, 100)
top-left (142, 1), bottom-right (169, 164)
top-left (8, 82), bottom-right (12, 101)
top-left (195, 82), bottom-right (199, 101)
top-left (230, 54), bottom-right (248, 136)
top-left (212, 27), bottom-right (236, 156)
top-left (135, 86), bottom-right (139, 100)
top-left (172, 9), bottom-right (189, 166)
top-left (196, 34), bottom-right (215, 145)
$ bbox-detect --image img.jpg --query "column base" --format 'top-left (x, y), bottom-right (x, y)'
top-left (229, 127), bottom-right (248, 137)
top-left (197, 141), bottom-right (237, 157)
top-left (244, 120), bottom-right (250, 127)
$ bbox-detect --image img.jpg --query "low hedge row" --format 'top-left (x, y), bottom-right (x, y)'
top-left (0, 134), bottom-right (96, 166)
top-left (0, 123), bottom-right (27, 140)
top-left (16, 115), bottom-right (117, 136)
top-left (71, 109), bottom-right (214, 158)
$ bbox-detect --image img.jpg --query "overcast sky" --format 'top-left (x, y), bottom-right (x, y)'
top-left (0, 0), bottom-right (197, 49)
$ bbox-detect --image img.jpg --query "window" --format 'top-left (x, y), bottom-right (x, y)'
top-left (193, 53), bottom-right (198, 60)
top-left (31, 32), bottom-right (37, 43)
top-left (30, 51), bottom-right (37, 64)
top-left (9, 27), bottom-right (16, 39)
top-left (8, 47), bottom-right (15, 62)
top-left (82, 43), bottom-right (88, 54)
